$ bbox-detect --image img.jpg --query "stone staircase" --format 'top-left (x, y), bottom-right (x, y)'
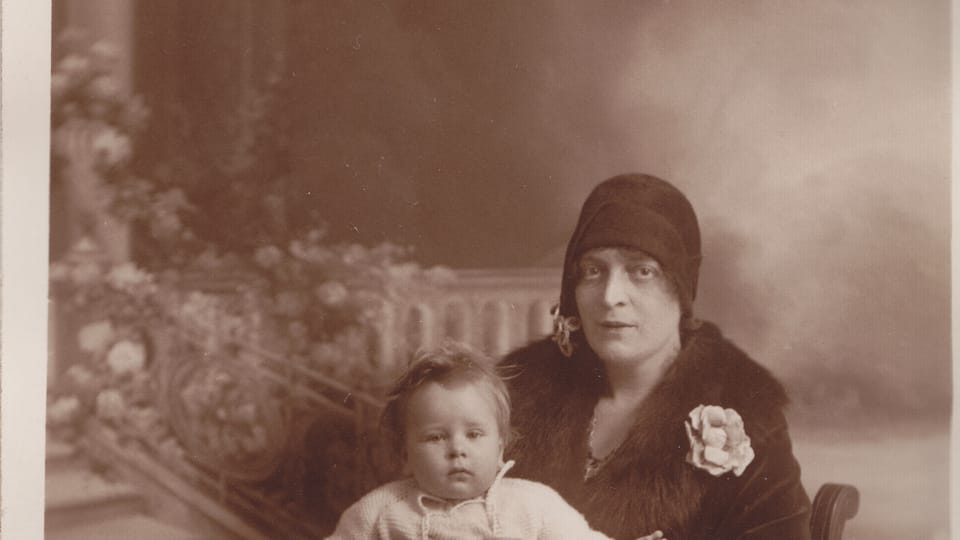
top-left (45, 436), bottom-right (216, 540)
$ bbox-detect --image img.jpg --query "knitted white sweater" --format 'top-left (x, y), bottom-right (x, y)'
top-left (325, 461), bottom-right (613, 540)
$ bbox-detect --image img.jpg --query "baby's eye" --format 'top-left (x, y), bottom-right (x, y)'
top-left (424, 433), bottom-right (445, 443)
top-left (466, 430), bottom-right (484, 440)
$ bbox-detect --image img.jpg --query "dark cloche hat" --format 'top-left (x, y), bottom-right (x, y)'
top-left (557, 173), bottom-right (702, 321)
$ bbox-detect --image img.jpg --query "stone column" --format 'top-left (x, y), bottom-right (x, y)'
top-left (50, 0), bottom-right (134, 384)
top-left (61, 0), bottom-right (133, 91)
top-left (57, 0), bottom-right (134, 263)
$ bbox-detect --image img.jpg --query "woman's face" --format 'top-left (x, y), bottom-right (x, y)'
top-left (574, 247), bottom-right (682, 366)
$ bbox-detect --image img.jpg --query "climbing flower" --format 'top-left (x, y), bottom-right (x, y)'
top-left (253, 245), bottom-right (284, 269)
top-left (87, 74), bottom-right (122, 103)
top-left (56, 54), bottom-right (91, 78)
top-left (64, 364), bottom-right (97, 388)
top-left (49, 262), bottom-right (71, 281)
top-left (51, 72), bottom-right (71, 101)
top-left (106, 340), bottom-right (146, 375)
top-left (78, 320), bottom-right (115, 355)
top-left (48, 396), bottom-right (81, 426)
top-left (274, 291), bottom-right (307, 317)
top-left (95, 389), bottom-right (125, 420)
top-left (315, 280), bottom-right (348, 307)
top-left (91, 126), bottom-right (132, 167)
top-left (89, 40), bottom-right (120, 63)
top-left (70, 261), bottom-right (102, 286)
top-left (106, 262), bottom-right (155, 295)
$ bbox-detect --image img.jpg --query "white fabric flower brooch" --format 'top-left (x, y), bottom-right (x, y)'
top-left (684, 404), bottom-right (755, 477)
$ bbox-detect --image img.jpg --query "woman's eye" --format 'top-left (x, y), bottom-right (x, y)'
top-left (630, 265), bottom-right (659, 279)
top-left (580, 264), bottom-right (602, 280)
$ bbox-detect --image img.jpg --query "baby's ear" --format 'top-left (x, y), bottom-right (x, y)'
top-left (497, 445), bottom-right (505, 467)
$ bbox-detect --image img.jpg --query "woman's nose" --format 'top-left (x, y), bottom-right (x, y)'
top-left (602, 270), bottom-right (629, 306)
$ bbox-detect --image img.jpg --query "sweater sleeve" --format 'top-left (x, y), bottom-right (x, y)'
top-left (702, 410), bottom-right (812, 540)
top-left (325, 487), bottom-right (389, 540)
top-left (535, 483), bottom-right (615, 540)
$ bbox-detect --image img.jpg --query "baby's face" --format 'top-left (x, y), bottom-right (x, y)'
top-left (404, 380), bottom-right (503, 500)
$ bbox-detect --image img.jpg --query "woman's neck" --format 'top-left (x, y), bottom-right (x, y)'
top-left (589, 332), bottom-right (682, 460)
top-left (601, 335), bottom-right (680, 405)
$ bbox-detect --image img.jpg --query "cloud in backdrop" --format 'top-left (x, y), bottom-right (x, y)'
top-left (137, 0), bottom-right (950, 424)
top-left (281, 0), bottom-right (949, 424)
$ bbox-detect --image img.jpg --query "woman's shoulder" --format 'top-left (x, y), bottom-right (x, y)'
top-left (494, 478), bottom-right (592, 521)
top-left (501, 338), bottom-right (565, 388)
top-left (684, 321), bottom-right (791, 432)
top-left (691, 322), bottom-right (786, 391)
top-left (500, 338), bottom-right (596, 397)
top-left (501, 338), bottom-right (561, 371)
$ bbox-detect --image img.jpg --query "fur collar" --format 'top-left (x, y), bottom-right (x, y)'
top-left (501, 322), bottom-right (789, 539)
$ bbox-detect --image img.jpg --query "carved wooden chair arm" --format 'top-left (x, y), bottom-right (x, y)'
top-left (810, 483), bottom-right (860, 540)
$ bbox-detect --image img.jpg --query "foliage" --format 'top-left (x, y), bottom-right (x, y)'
top-left (46, 228), bottom-right (444, 479)
top-left (51, 29), bottom-right (195, 249)
top-left (47, 250), bottom-right (184, 460)
top-left (48, 30), bottom-right (453, 495)
top-left (132, 53), bottom-right (300, 265)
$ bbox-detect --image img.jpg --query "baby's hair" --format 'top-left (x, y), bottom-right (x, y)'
top-left (380, 340), bottom-right (511, 456)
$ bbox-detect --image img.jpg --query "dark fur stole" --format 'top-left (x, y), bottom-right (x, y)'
top-left (500, 322), bottom-right (792, 540)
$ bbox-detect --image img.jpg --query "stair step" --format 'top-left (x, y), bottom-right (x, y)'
top-left (45, 468), bottom-right (145, 530)
top-left (45, 513), bottom-right (204, 540)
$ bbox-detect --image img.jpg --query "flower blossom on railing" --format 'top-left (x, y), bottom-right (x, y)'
top-left (48, 396), bottom-right (81, 427)
top-left (177, 291), bottom-right (264, 353)
top-left (105, 262), bottom-right (158, 297)
top-left (77, 320), bottom-right (115, 355)
top-left (48, 224), bottom-right (451, 483)
top-left (48, 254), bottom-right (172, 445)
top-left (106, 340), bottom-right (147, 375)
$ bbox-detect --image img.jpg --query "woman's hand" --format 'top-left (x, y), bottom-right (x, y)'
top-left (636, 531), bottom-right (666, 540)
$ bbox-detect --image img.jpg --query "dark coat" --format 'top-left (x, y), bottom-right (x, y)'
top-left (501, 322), bottom-right (811, 540)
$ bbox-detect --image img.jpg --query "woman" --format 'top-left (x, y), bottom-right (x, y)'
top-left (502, 173), bottom-right (811, 539)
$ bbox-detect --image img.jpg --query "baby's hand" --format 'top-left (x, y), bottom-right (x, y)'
top-left (636, 531), bottom-right (666, 540)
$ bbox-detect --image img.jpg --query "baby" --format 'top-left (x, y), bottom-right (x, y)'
top-left (326, 341), bottom-right (666, 540)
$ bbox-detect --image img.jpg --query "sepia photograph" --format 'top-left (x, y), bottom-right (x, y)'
top-left (2, 0), bottom-right (955, 538)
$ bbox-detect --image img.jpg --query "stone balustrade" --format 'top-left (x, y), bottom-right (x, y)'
top-left (374, 267), bottom-right (561, 372)
top-left (47, 264), bottom-right (563, 537)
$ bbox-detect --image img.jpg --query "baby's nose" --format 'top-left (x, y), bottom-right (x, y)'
top-left (447, 439), bottom-right (467, 458)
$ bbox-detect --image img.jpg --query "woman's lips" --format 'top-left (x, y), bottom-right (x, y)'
top-left (600, 321), bottom-right (634, 328)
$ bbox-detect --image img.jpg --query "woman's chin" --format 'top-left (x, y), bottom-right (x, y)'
top-left (591, 342), bottom-right (643, 365)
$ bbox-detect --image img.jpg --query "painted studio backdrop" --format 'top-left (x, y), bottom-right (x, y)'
top-left (46, 1), bottom-right (950, 539)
